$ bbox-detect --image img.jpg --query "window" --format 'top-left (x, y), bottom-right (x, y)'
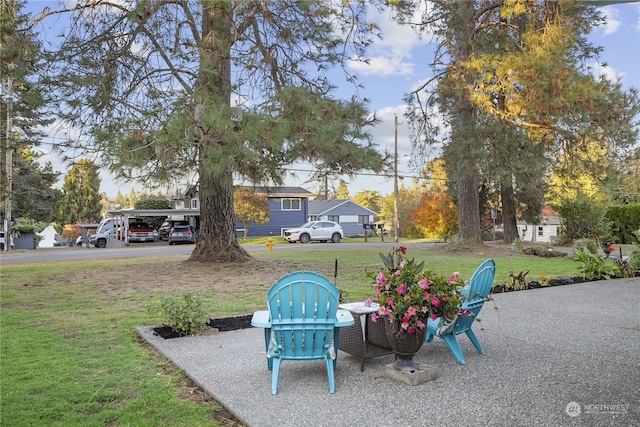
top-left (358, 215), bottom-right (369, 224)
top-left (309, 215), bottom-right (319, 221)
top-left (328, 215), bottom-right (339, 223)
top-left (281, 198), bottom-right (301, 210)
top-left (537, 226), bottom-right (544, 236)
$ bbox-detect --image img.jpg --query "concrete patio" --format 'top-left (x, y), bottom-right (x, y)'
top-left (138, 277), bottom-right (639, 427)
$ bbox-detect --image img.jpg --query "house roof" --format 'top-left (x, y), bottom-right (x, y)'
top-left (516, 205), bottom-right (561, 225)
top-left (309, 199), bottom-right (377, 216)
top-left (175, 185), bottom-right (315, 200)
top-left (245, 186), bottom-right (315, 198)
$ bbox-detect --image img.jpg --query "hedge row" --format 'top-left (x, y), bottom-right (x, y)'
top-left (607, 204), bottom-right (640, 244)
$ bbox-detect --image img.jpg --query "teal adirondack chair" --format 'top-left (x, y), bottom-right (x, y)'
top-left (425, 259), bottom-right (496, 364)
top-left (266, 271), bottom-right (341, 394)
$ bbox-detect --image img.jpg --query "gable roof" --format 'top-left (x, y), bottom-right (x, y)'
top-left (309, 199), bottom-right (377, 216)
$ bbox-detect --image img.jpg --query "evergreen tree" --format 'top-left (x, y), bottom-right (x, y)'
top-left (1, 0), bottom-right (55, 228)
top-left (34, 1), bottom-right (386, 262)
top-left (60, 159), bottom-right (102, 224)
top-left (11, 147), bottom-right (58, 222)
top-left (128, 189), bottom-right (137, 209)
top-left (335, 179), bottom-right (350, 200)
top-left (397, 0), bottom-right (639, 245)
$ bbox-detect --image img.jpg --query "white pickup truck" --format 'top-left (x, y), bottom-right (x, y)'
top-left (0, 230), bottom-right (14, 250)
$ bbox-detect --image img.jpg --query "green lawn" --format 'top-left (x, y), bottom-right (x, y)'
top-left (0, 243), bottom-right (587, 425)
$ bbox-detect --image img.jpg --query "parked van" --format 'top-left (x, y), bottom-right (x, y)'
top-left (89, 217), bottom-right (145, 248)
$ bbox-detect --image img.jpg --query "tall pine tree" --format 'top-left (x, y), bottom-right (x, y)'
top-left (60, 159), bottom-right (102, 224)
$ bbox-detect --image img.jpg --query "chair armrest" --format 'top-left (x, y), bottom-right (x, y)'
top-left (251, 309), bottom-right (353, 328)
top-left (251, 310), bottom-right (271, 328)
top-left (336, 309), bottom-right (355, 327)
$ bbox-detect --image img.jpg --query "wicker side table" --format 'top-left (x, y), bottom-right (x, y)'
top-left (338, 302), bottom-right (393, 371)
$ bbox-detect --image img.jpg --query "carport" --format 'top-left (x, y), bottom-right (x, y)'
top-left (103, 208), bottom-right (200, 246)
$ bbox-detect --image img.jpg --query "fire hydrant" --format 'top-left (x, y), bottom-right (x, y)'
top-left (266, 237), bottom-right (274, 253)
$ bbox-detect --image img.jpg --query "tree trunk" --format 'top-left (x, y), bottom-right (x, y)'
top-left (456, 171), bottom-right (482, 245)
top-left (189, 1), bottom-right (251, 263)
top-left (451, 1), bottom-right (482, 246)
top-left (501, 183), bottom-right (519, 244)
top-left (191, 171), bottom-right (250, 262)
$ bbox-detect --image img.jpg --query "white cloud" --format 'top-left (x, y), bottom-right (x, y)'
top-left (600, 6), bottom-right (622, 36)
top-left (349, 54), bottom-right (414, 77)
top-left (589, 62), bottom-right (625, 82)
top-left (349, 3), bottom-right (428, 77)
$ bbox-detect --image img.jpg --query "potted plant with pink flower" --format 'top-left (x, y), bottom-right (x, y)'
top-left (366, 246), bottom-right (466, 371)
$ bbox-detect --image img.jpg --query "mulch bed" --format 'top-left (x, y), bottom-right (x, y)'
top-left (153, 315), bottom-right (253, 339)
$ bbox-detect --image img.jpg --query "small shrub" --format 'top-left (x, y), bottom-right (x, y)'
top-left (513, 238), bottom-right (524, 252)
top-left (522, 246), bottom-right (566, 258)
top-left (506, 271), bottom-right (529, 290)
top-left (148, 292), bottom-right (209, 335)
top-left (573, 238), bottom-right (598, 255)
top-left (629, 245), bottom-right (640, 270)
top-left (615, 259), bottom-right (635, 278)
top-left (572, 249), bottom-right (620, 280)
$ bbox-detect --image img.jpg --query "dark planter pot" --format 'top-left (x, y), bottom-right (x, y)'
top-left (384, 318), bottom-right (427, 372)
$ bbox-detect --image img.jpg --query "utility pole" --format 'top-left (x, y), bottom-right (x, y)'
top-left (393, 114), bottom-right (399, 243)
top-left (4, 74), bottom-right (12, 252)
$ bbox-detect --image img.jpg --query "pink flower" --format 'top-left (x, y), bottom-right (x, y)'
top-left (376, 272), bottom-right (386, 285)
top-left (418, 279), bottom-right (431, 290)
top-left (401, 321), bottom-right (410, 330)
top-left (393, 269), bottom-right (401, 278)
top-left (378, 306), bottom-right (390, 316)
top-left (371, 312), bottom-right (378, 322)
top-left (432, 296), bottom-right (440, 307)
top-left (408, 326), bottom-right (416, 334)
top-left (417, 320), bottom-right (426, 329)
top-left (406, 306), bottom-right (417, 317)
top-left (397, 283), bottom-right (407, 295)
top-left (449, 272), bottom-right (460, 283)
top-left (431, 313), bottom-right (438, 320)
top-left (387, 297), bottom-right (395, 307)
top-left (364, 298), bottom-right (372, 307)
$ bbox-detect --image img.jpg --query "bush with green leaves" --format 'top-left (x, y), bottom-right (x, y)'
top-left (572, 238), bottom-right (598, 255)
top-left (148, 292), bottom-right (209, 335)
top-left (557, 192), bottom-right (611, 242)
top-left (629, 245), bottom-right (640, 270)
top-left (522, 246), bottom-right (566, 258)
top-left (572, 249), bottom-right (620, 280)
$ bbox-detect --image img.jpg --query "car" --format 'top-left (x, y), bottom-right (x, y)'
top-left (168, 225), bottom-right (197, 245)
top-left (126, 222), bottom-right (155, 242)
top-left (283, 221), bottom-right (343, 244)
top-left (89, 228), bottom-right (115, 248)
top-left (159, 220), bottom-right (190, 241)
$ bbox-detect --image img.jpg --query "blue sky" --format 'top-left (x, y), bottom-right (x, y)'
top-left (28, 1), bottom-right (640, 198)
